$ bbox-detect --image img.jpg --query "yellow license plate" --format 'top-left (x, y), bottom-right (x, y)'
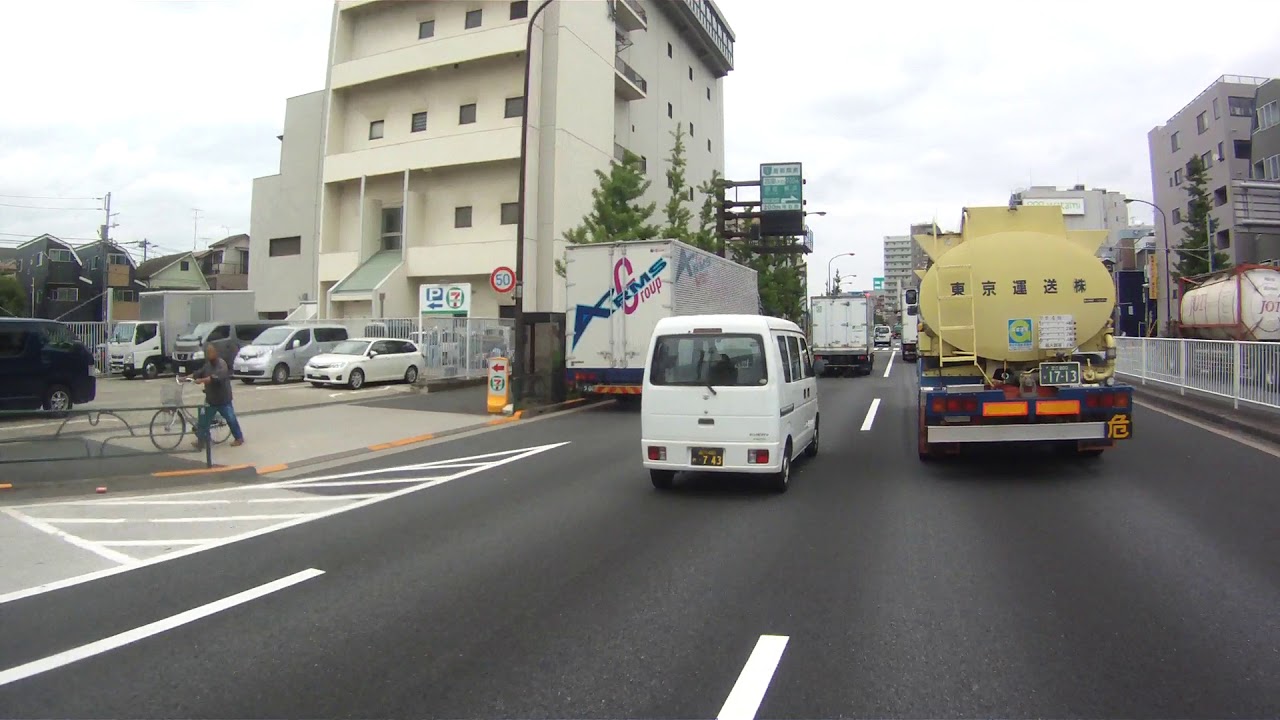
top-left (691, 448), bottom-right (724, 467)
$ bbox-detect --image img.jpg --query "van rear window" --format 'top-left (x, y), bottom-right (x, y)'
top-left (649, 333), bottom-right (767, 387)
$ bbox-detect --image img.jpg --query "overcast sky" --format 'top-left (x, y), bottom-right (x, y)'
top-left (2, 0), bottom-right (1278, 294)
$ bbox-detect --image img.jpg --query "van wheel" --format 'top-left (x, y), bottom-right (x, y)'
top-left (805, 418), bottom-right (819, 458)
top-left (769, 442), bottom-right (791, 493)
top-left (142, 360), bottom-right (160, 380)
top-left (43, 385), bottom-right (73, 413)
top-left (271, 363), bottom-right (290, 385)
top-left (650, 469), bottom-right (675, 490)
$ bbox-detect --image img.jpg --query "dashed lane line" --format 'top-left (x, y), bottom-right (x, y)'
top-left (860, 398), bottom-right (881, 431)
top-left (717, 635), bottom-right (790, 720)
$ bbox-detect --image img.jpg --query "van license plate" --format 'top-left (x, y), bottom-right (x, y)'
top-left (690, 447), bottom-right (724, 467)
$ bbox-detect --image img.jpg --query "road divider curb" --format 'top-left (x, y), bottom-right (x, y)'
top-left (1131, 383), bottom-right (1280, 446)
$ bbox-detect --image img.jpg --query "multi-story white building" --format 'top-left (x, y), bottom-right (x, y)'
top-left (1010, 185), bottom-right (1130, 262)
top-left (249, 91), bottom-right (326, 319)
top-left (304, 0), bottom-right (733, 320)
top-left (881, 234), bottom-right (913, 319)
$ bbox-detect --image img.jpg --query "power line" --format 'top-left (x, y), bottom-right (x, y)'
top-left (0, 194), bottom-right (103, 201)
top-left (0, 202), bottom-right (101, 211)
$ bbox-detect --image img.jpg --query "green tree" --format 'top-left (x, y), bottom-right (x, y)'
top-left (689, 170), bottom-right (724, 253)
top-left (556, 149), bottom-right (659, 276)
top-left (725, 221), bottom-right (806, 324)
top-left (1176, 154), bottom-right (1231, 277)
top-left (660, 123), bottom-right (693, 243)
top-left (0, 275), bottom-right (26, 317)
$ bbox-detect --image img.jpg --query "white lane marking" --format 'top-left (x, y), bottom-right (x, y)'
top-left (270, 478), bottom-right (443, 488)
top-left (716, 634), bottom-right (790, 720)
top-left (149, 514), bottom-right (307, 523)
top-left (860, 398), bottom-right (881, 432)
top-left (97, 539), bottom-right (220, 547)
top-left (247, 495), bottom-right (378, 503)
top-left (31, 518), bottom-right (127, 524)
top-left (0, 568), bottom-right (324, 688)
top-left (883, 350), bottom-right (897, 377)
top-left (0, 442), bottom-right (569, 606)
top-left (272, 446), bottom-right (549, 486)
top-left (1, 508), bottom-right (136, 565)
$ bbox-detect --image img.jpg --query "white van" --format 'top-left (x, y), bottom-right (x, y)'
top-left (873, 324), bottom-right (892, 348)
top-left (641, 314), bottom-right (819, 493)
top-left (232, 324), bottom-right (349, 384)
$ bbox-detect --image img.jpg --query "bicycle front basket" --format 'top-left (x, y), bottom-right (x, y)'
top-left (161, 382), bottom-right (185, 407)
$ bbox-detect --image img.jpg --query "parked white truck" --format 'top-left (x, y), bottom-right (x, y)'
top-left (563, 239), bottom-right (760, 397)
top-left (809, 292), bottom-right (875, 376)
top-left (107, 290), bottom-right (258, 379)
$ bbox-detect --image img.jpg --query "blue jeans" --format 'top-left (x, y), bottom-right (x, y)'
top-left (197, 403), bottom-right (244, 443)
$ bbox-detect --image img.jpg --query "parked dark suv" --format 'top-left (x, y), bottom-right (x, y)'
top-left (0, 319), bottom-right (97, 411)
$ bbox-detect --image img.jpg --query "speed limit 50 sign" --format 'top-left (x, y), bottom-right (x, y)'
top-left (490, 266), bottom-right (516, 294)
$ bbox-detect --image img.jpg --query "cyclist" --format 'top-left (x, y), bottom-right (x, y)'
top-left (189, 342), bottom-right (244, 450)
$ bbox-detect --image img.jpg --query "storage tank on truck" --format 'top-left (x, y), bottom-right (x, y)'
top-left (106, 290), bottom-right (257, 379)
top-left (563, 239), bottom-right (760, 398)
top-left (1175, 264), bottom-right (1280, 386)
top-left (809, 292), bottom-right (875, 376)
top-left (914, 204), bottom-right (1134, 459)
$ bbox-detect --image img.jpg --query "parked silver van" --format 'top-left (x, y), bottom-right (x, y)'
top-left (232, 324), bottom-right (349, 384)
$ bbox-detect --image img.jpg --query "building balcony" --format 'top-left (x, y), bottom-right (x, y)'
top-left (330, 23), bottom-right (525, 90)
top-left (1232, 180), bottom-right (1280, 227)
top-left (613, 141), bottom-right (646, 172)
top-left (614, 0), bottom-right (647, 32)
top-left (614, 56), bottom-right (647, 101)
top-left (323, 126), bottom-right (521, 184)
top-left (655, 0), bottom-right (734, 77)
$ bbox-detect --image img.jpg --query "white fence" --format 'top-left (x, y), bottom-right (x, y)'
top-left (67, 317), bottom-right (515, 381)
top-left (1116, 337), bottom-right (1280, 411)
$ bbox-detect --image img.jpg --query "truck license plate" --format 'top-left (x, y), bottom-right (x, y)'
top-left (690, 447), bottom-right (724, 467)
top-left (1039, 362), bottom-right (1081, 386)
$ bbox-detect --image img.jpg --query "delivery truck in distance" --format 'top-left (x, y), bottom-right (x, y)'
top-left (809, 292), bottom-right (875, 376)
top-left (563, 239), bottom-right (760, 398)
top-left (106, 290), bottom-right (258, 379)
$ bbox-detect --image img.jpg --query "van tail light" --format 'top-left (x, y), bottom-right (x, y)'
top-left (648, 446), bottom-right (666, 461)
top-left (748, 449), bottom-right (769, 464)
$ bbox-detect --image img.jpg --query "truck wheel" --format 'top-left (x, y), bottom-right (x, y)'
top-left (768, 441), bottom-right (791, 493)
top-left (918, 406), bottom-right (938, 461)
top-left (271, 363), bottom-right (290, 385)
top-left (122, 370), bottom-right (137, 380)
top-left (650, 469), bottom-right (675, 490)
top-left (142, 359), bottom-right (160, 380)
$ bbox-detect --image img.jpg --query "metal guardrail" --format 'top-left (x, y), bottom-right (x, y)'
top-left (1116, 337), bottom-right (1280, 411)
top-left (0, 405), bottom-right (226, 467)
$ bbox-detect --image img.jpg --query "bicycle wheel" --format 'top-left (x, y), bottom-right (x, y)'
top-left (149, 408), bottom-right (187, 451)
top-left (208, 414), bottom-right (232, 445)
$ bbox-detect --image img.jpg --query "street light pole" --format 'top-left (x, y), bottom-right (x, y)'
top-left (511, 0), bottom-right (554, 409)
top-left (827, 252), bottom-right (854, 295)
top-left (1124, 198), bottom-right (1172, 335)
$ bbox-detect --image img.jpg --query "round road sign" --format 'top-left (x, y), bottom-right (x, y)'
top-left (490, 266), bottom-right (516, 294)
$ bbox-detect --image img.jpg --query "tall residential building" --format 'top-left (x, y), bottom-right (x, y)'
top-left (1146, 74), bottom-right (1271, 331)
top-left (881, 234), bottom-right (914, 318)
top-left (1010, 185), bottom-right (1129, 262)
top-left (312, 0), bottom-right (734, 319)
top-left (1238, 79), bottom-right (1280, 266)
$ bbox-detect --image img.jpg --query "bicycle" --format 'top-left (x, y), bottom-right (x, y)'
top-left (149, 376), bottom-right (231, 451)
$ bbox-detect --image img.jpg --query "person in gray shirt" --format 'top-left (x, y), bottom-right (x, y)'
top-left (190, 343), bottom-right (244, 449)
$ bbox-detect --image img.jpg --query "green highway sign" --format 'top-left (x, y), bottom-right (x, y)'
top-left (760, 162), bottom-right (803, 213)
top-left (873, 277), bottom-right (884, 290)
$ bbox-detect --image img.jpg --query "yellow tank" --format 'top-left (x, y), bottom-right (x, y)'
top-left (914, 204), bottom-right (1117, 379)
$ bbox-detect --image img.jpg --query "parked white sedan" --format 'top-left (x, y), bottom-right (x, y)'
top-left (304, 337), bottom-right (421, 389)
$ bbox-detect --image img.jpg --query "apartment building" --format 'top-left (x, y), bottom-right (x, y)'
top-left (313, 0), bottom-right (734, 319)
top-left (1010, 185), bottom-right (1129, 262)
top-left (880, 234), bottom-right (914, 319)
top-left (1146, 74), bottom-right (1271, 330)
top-left (249, 90), bottom-right (326, 318)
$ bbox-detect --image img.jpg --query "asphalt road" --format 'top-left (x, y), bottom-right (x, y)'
top-left (1, 351), bottom-right (1278, 718)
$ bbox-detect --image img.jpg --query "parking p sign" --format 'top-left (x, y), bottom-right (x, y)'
top-left (419, 282), bottom-right (472, 317)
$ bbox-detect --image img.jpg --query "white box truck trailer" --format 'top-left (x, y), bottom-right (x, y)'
top-left (810, 292), bottom-right (875, 376)
top-left (106, 290), bottom-right (258, 379)
top-left (564, 239), bottom-right (760, 397)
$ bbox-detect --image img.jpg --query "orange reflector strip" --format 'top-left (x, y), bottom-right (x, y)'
top-left (982, 401), bottom-right (1029, 417)
top-left (1036, 400), bottom-right (1081, 416)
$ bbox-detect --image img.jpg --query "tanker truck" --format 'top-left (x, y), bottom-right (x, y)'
top-left (1175, 264), bottom-right (1280, 388)
top-left (914, 204), bottom-right (1135, 460)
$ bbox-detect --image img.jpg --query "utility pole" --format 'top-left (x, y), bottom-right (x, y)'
top-left (192, 208), bottom-right (202, 251)
top-left (98, 192), bottom-right (116, 322)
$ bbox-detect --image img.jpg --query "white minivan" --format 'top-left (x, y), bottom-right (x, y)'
top-left (641, 314), bottom-right (819, 493)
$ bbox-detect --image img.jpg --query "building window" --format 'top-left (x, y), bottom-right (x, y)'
top-left (381, 207), bottom-right (403, 250)
top-left (1258, 101), bottom-right (1279, 132)
top-left (411, 112), bottom-right (427, 133)
top-left (47, 248), bottom-right (74, 263)
top-left (454, 206), bottom-right (473, 228)
top-left (1201, 151), bottom-right (1213, 168)
top-left (419, 20), bottom-right (435, 39)
top-left (109, 252), bottom-right (128, 265)
top-left (1172, 208), bottom-right (1182, 224)
top-left (707, 139), bottom-right (711, 152)
top-left (688, 66), bottom-right (693, 81)
top-left (667, 42), bottom-right (672, 58)
top-left (1170, 131), bottom-right (1179, 152)
top-left (114, 289), bottom-right (137, 302)
top-left (1233, 139), bottom-right (1252, 159)
top-left (1213, 97), bottom-right (1220, 119)
top-left (48, 287), bottom-right (78, 302)
top-left (1228, 95), bottom-right (1254, 117)
top-left (459, 103), bottom-right (477, 124)
top-left (1264, 154), bottom-right (1280, 180)
top-left (1174, 168), bottom-right (1183, 185)
top-left (666, 102), bottom-right (672, 118)
top-left (706, 87), bottom-right (711, 100)
top-left (1217, 141), bottom-right (1225, 161)
top-left (465, 8), bottom-right (482, 29)
top-left (510, 1), bottom-right (527, 19)
top-left (504, 96), bottom-right (524, 118)
top-left (268, 236), bottom-right (301, 257)
top-left (500, 202), bottom-right (519, 225)
top-left (369, 120), bottom-right (384, 140)
top-left (689, 122), bottom-right (694, 136)
top-left (1196, 111), bottom-right (1208, 134)
top-left (180, 260), bottom-right (190, 271)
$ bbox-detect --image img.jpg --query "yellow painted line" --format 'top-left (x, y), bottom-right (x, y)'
top-left (151, 464), bottom-right (254, 478)
top-left (388, 433), bottom-right (435, 448)
top-left (256, 463), bottom-right (289, 475)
